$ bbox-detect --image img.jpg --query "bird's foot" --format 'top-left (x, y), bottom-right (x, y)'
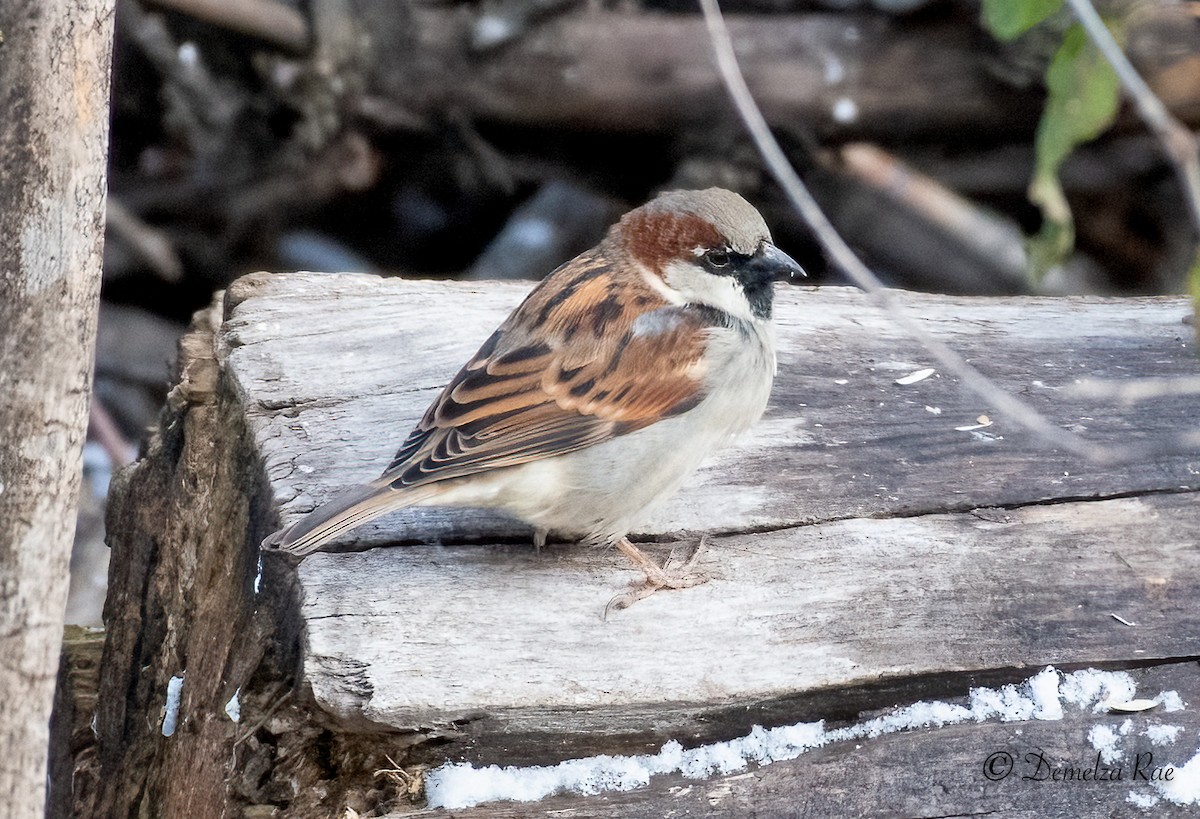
top-left (605, 536), bottom-right (711, 617)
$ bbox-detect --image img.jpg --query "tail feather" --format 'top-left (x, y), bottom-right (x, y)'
top-left (266, 480), bottom-right (438, 558)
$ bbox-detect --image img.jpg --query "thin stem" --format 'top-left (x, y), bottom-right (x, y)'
top-left (1064, 0), bottom-right (1200, 231)
top-left (697, 0), bottom-right (1195, 464)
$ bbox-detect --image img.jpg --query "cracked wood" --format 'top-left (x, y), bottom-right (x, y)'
top-left (217, 271), bottom-right (1200, 755)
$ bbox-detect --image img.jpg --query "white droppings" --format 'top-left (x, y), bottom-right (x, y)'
top-left (254, 553), bottom-right (263, 594)
top-left (832, 97), bottom-right (858, 124)
top-left (924, 406), bottom-right (941, 415)
top-left (162, 675), bottom-right (184, 737)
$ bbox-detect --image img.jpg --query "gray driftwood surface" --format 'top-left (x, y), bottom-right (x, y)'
top-left (85, 271), bottom-right (1200, 817)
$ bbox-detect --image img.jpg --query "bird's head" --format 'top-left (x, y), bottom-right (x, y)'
top-left (605, 187), bottom-right (804, 321)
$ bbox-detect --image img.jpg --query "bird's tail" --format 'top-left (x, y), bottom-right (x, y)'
top-left (264, 479), bottom-right (441, 558)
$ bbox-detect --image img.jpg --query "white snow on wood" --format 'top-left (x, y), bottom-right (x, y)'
top-left (1144, 724), bottom-right (1183, 745)
top-left (1158, 691), bottom-right (1186, 712)
top-left (425, 666), bottom-right (1172, 810)
top-left (1154, 745), bottom-right (1200, 805)
top-left (1088, 720), bottom-right (1132, 764)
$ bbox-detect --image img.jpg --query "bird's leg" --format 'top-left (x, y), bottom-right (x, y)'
top-left (532, 528), bottom-right (548, 551)
top-left (605, 535), bottom-right (711, 615)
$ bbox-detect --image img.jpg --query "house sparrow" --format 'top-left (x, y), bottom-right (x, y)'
top-left (267, 188), bottom-right (803, 609)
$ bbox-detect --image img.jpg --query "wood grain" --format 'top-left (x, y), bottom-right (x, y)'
top-left (219, 272), bottom-right (1200, 755)
top-left (85, 271), bottom-right (1200, 817)
top-left (225, 272), bottom-right (1199, 544)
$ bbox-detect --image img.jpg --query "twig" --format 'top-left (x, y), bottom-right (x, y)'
top-left (88, 401), bottom-right (137, 468)
top-left (1064, 0), bottom-right (1200, 233)
top-left (1070, 375), bottom-right (1200, 403)
top-left (699, 0), bottom-right (1200, 465)
top-left (837, 143), bottom-right (1030, 293)
top-left (141, 0), bottom-right (310, 54)
top-left (232, 685), bottom-right (291, 747)
top-left (105, 197), bottom-right (185, 283)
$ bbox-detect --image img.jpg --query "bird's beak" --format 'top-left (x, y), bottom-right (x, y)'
top-left (759, 242), bottom-right (806, 282)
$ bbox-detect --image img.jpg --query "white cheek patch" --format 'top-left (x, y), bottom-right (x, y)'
top-left (640, 269), bottom-right (686, 305)
top-left (662, 260), bottom-right (753, 321)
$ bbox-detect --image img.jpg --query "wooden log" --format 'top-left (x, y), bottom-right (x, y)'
top-left (87, 271), bottom-right (1200, 816)
top-left (354, 4), bottom-right (1200, 138)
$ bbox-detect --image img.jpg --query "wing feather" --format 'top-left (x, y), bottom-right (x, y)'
top-left (382, 254), bottom-right (717, 488)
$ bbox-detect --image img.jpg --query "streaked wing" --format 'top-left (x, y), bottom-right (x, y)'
top-left (382, 255), bottom-right (714, 489)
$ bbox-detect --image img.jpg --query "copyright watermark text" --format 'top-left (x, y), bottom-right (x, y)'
top-left (982, 750), bottom-right (1175, 783)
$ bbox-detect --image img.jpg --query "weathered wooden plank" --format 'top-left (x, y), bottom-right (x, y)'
top-left (295, 492), bottom-right (1200, 753)
top-left (401, 661), bottom-right (1200, 818)
top-left (223, 272), bottom-right (1199, 548)
top-left (88, 272), bottom-right (1200, 817)
top-left (220, 273), bottom-right (1200, 753)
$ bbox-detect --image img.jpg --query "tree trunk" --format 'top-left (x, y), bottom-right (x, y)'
top-left (0, 0), bottom-right (115, 815)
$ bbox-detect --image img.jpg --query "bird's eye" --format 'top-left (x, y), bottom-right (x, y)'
top-left (705, 248), bottom-right (730, 268)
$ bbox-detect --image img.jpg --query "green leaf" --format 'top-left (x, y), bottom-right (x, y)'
top-left (1027, 22), bottom-right (1122, 280)
top-left (982, 0), bottom-right (1064, 41)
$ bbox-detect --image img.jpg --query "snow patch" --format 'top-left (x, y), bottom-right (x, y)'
top-left (1154, 744), bottom-right (1200, 806)
top-left (424, 666), bottom-right (1146, 809)
top-left (1144, 724), bottom-right (1183, 746)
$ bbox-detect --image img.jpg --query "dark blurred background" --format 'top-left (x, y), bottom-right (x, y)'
top-left (71, 0), bottom-right (1200, 622)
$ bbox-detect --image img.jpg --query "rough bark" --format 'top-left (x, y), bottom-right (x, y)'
top-left (0, 0), bottom-right (115, 814)
top-left (86, 301), bottom-right (276, 817)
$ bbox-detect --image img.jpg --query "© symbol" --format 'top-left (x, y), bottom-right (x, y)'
top-left (983, 751), bottom-right (1014, 781)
